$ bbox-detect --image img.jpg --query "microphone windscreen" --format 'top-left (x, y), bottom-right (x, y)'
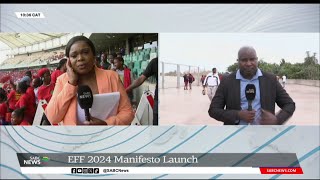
top-left (77, 85), bottom-right (93, 109)
top-left (245, 84), bottom-right (256, 101)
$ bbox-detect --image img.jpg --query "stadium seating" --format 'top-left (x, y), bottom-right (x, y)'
top-left (122, 47), bottom-right (157, 77)
top-left (125, 47), bottom-right (157, 77)
top-left (138, 61), bottom-right (149, 76)
top-left (150, 52), bottom-right (157, 61)
top-left (132, 55), bottom-right (138, 62)
top-left (138, 54), bottom-right (144, 61)
top-left (132, 61), bottom-right (142, 77)
top-left (0, 47), bottom-right (65, 70)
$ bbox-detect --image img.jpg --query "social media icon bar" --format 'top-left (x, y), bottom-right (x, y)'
top-left (71, 168), bottom-right (99, 174)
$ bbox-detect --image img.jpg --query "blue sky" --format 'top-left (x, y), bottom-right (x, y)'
top-left (159, 33), bottom-right (320, 73)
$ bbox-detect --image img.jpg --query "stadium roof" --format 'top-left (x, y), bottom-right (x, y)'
top-left (89, 33), bottom-right (157, 52)
top-left (0, 33), bottom-right (67, 49)
top-left (90, 33), bottom-right (139, 51)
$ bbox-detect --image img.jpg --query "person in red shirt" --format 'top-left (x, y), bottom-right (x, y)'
top-left (21, 77), bottom-right (36, 109)
top-left (26, 86), bottom-right (35, 106)
top-left (15, 81), bottom-right (36, 124)
top-left (32, 77), bottom-right (41, 106)
top-left (2, 83), bottom-right (9, 93)
top-left (37, 68), bottom-right (55, 103)
top-left (188, 73), bottom-right (195, 90)
top-left (51, 58), bottom-right (67, 86)
top-left (6, 82), bottom-right (20, 112)
top-left (11, 108), bottom-right (30, 126)
top-left (114, 57), bottom-right (134, 102)
top-left (113, 57), bottom-right (132, 89)
top-left (0, 88), bottom-right (8, 125)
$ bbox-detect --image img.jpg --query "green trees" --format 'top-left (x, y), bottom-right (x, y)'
top-left (226, 52), bottom-right (319, 80)
top-left (302, 51), bottom-right (319, 80)
top-left (227, 62), bottom-right (238, 73)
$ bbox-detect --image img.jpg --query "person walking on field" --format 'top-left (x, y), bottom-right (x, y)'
top-left (201, 75), bottom-right (206, 84)
top-left (183, 73), bottom-right (189, 90)
top-left (203, 68), bottom-right (220, 101)
top-left (282, 74), bottom-right (287, 88)
top-left (188, 73), bottom-right (195, 90)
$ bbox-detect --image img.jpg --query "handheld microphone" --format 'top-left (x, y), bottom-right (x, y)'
top-left (245, 84), bottom-right (256, 111)
top-left (77, 85), bottom-right (93, 121)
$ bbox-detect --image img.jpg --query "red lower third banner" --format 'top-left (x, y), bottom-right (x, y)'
top-left (259, 167), bottom-right (303, 174)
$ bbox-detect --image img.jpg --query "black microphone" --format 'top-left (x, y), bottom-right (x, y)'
top-left (77, 85), bottom-right (93, 121)
top-left (245, 84), bottom-right (256, 111)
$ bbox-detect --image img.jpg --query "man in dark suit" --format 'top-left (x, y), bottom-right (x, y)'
top-left (208, 46), bottom-right (295, 125)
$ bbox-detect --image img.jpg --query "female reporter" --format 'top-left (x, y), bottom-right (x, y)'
top-left (45, 36), bottom-right (134, 125)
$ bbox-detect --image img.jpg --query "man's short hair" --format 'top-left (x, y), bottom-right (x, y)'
top-left (212, 68), bottom-right (216, 71)
top-left (25, 71), bottom-right (32, 77)
top-left (57, 58), bottom-right (67, 70)
top-left (114, 57), bottom-right (124, 63)
top-left (20, 76), bottom-right (31, 85)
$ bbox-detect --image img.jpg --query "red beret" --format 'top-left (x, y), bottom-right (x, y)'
top-left (38, 68), bottom-right (50, 77)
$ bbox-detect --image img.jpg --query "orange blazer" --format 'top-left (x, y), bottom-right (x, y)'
top-left (45, 66), bottom-right (134, 125)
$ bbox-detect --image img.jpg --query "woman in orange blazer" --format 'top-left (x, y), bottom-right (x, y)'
top-left (45, 36), bottom-right (134, 125)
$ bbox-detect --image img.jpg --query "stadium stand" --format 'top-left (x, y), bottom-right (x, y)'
top-left (123, 47), bottom-right (158, 77)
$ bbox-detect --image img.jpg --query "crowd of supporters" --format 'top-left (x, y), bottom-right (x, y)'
top-left (0, 58), bottom-right (67, 125)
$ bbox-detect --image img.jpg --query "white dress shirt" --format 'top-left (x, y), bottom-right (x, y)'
top-left (203, 72), bottom-right (220, 86)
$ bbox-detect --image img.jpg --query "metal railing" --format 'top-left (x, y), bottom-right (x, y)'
top-left (160, 61), bottom-right (206, 89)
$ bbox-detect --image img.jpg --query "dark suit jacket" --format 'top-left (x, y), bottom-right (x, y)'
top-left (208, 71), bottom-right (295, 125)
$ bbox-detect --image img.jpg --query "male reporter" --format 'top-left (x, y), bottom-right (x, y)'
top-left (208, 46), bottom-right (295, 125)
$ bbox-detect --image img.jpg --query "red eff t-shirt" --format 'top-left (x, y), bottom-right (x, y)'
top-left (51, 69), bottom-right (63, 85)
top-left (38, 84), bottom-right (55, 103)
top-left (7, 90), bottom-right (21, 110)
top-left (19, 120), bottom-right (31, 126)
top-left (15, 94), bottom-right (36, 123)
top-left (0, 102), bottom-right (7, 119)
top-left (26, 87), bottom-right (36, 105)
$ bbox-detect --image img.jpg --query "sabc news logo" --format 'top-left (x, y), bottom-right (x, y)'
top-left (23, 156), bottom-right (50, 165)
top-left (71, 168), bottom-right (99, 174)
